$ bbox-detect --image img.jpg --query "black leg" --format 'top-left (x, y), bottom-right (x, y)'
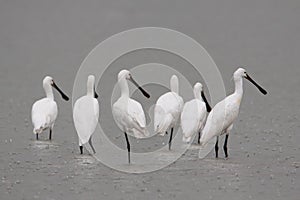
top-left (215, 136), bottom-right (219, 158)
top-left (124, 132), bottom-right (131, 164)
top-left (36, 133), bottom-right (39, 140)
top-left (165, 131), bottom-right (168, 135)
top-left (224, 134), bottom-right (229, 158)
top-left (168, 127), bottom-right (174, 150)
top-left (88, 137), bottom-right (96, 154)
top-left (197, 132), bottom-right (201, 144)
top-left (49, 128), bottom-right (52, 140)
top-left (79, 146), bottom-right (83, 154)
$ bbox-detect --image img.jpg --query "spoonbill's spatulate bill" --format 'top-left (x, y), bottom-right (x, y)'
top-left (181, 83), bottom-right (211, 144)
top-left (199, 68), bottom-right (267, 159)
top-left (31, 76), bottom-right (69, 140)
top-left (154, 75), bottom-right (184, 150)
top-left (73, 75), bottom-right (99, 154)
top-left (112, 69), bottom-right (150, 164)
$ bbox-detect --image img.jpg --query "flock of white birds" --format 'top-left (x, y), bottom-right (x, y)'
top-left (31, 68), bottom-right (267, 163)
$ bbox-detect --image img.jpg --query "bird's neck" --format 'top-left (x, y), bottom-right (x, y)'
top-left (44, 83), bottom-right (54, 100)
top-left (119, 78), bottom-right (129, 97)
top-left (194, 89), bottom-right (202, 101)
top-left (87, 82), bottom-right (94, 97)
top-left (170, 78), bottom-right (179, 94)
top-left (234, 77), bottom-right (244, 97)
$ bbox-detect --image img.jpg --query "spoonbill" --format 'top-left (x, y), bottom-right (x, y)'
top-left (154, 75), bottom-right (184, 150)
top-left (31, 76), bottom-right (69, 140)
top-left (181, 82), bottom-right (211, 144)
top-left (73, 75), bottom-right (99, 154)
top-left (199, 68), bottom-right (267, 158)
top-left (112, 69), bottom-right (150, 164)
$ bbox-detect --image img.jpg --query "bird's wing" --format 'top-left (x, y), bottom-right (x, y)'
top-left (112, 101), bottom-right (125, 132)
top-left (48, 101), bottom-right (58, 125)
top-left (154, 92), bottom-right (183, 134)
top-left (93, 98), bottom-right (99, 122)
top-left (154, 104), bottom-right (173, 135)
top-left (128, 98), bottom-right (146, 128)
top-left (181, 100), bottom-right (206, 138)
top-left (31, 98), bottom-right (57, 132)
top-left (200, 102), bottom-right (224, 145)
top-left (127, 98), bottom-right (149, 138)
top-left (156, 92), bottom-right (182, 114)
top-left (154, 103), bottom-right (164, 132)
top-left (200, 94), bottom-right (240, 145)
top-left (73, 96), bottom-right (98, 145)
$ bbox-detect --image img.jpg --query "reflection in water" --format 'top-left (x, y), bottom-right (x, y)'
top-left (32, 140), bottom-right (59, 151)
top-left (74, 155), bottom-right (96, 165)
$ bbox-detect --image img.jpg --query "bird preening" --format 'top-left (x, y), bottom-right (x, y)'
top-left (31, 67), bottom-right (267, 163)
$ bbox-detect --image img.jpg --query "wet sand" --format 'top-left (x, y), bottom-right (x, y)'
top-left (0, 0), bottom-right (300, 199)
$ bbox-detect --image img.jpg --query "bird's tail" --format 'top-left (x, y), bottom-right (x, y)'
top-left (132, 127), bottom-right (149, 138)
top-left (182, 134), bottom-right (192, 143)
top-left (32, 116), bottom-right (50, 134)
top-left (199, 136), bottom-right (217, 159)
top-left (33, 126), bottom-right (44, 134)
top-left (155, 113), bottom-right (173, 136)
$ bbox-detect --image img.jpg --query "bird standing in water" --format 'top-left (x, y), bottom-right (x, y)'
top-left (31, 76), bottom-right (69, 140)
top-left (181, 82), bottom-right (211, 144)
top-left (73, 75), bottom-right (99, 154)
top-left (200, 68), bottom-right (267, 158)
top-left (154, 75), bottom-right (184, 150)
top-left (112, 69), bottom-right (150, 164)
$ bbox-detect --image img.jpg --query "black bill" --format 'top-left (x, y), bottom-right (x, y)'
top-left (94, 85), bottom-right (98, 99)
top-left (129, 77), bottom-right (150, 98)
top-left (201, 91), bottom-right (212, 112)
top-left (52, 82), bottom-right (69, 101)
top-left (245, 74), bottom-right (267, 95)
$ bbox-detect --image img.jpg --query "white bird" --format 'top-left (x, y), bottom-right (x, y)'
top-left (73, 75), bottom-right (99, 154)
top-left (112, 69), bottom-right (150, 163)
top-left (154, 75), bottom-right (184, 150)
top-left (31, 76), bottom-right (69, 140)
top-left (199, 68), bottom-right (267, 158)
top-left (181, 82), bottom-right (211, 144)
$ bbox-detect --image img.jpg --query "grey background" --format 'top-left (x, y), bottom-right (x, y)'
top-left (0, 0), bottom-right (299, 199)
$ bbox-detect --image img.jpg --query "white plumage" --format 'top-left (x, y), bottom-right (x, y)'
top-left (154, 75), bottom-right (184, 150)
top-left (73, 75), bottom-right (99, 154)
top-left (112, 69), bottom-right (150, 163)
top-left (181, 83), bottom-right (207, 144)
top-left (31, 76), bottom-right (69, 140)
top-left (112, 70), bottom-right (149, 138)
top-left (32, 98), bottom-right (57, 135)
top-left (199, 68), bottom-right (267, 158)
top-left (113, 98), bottom-right (147, 139)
